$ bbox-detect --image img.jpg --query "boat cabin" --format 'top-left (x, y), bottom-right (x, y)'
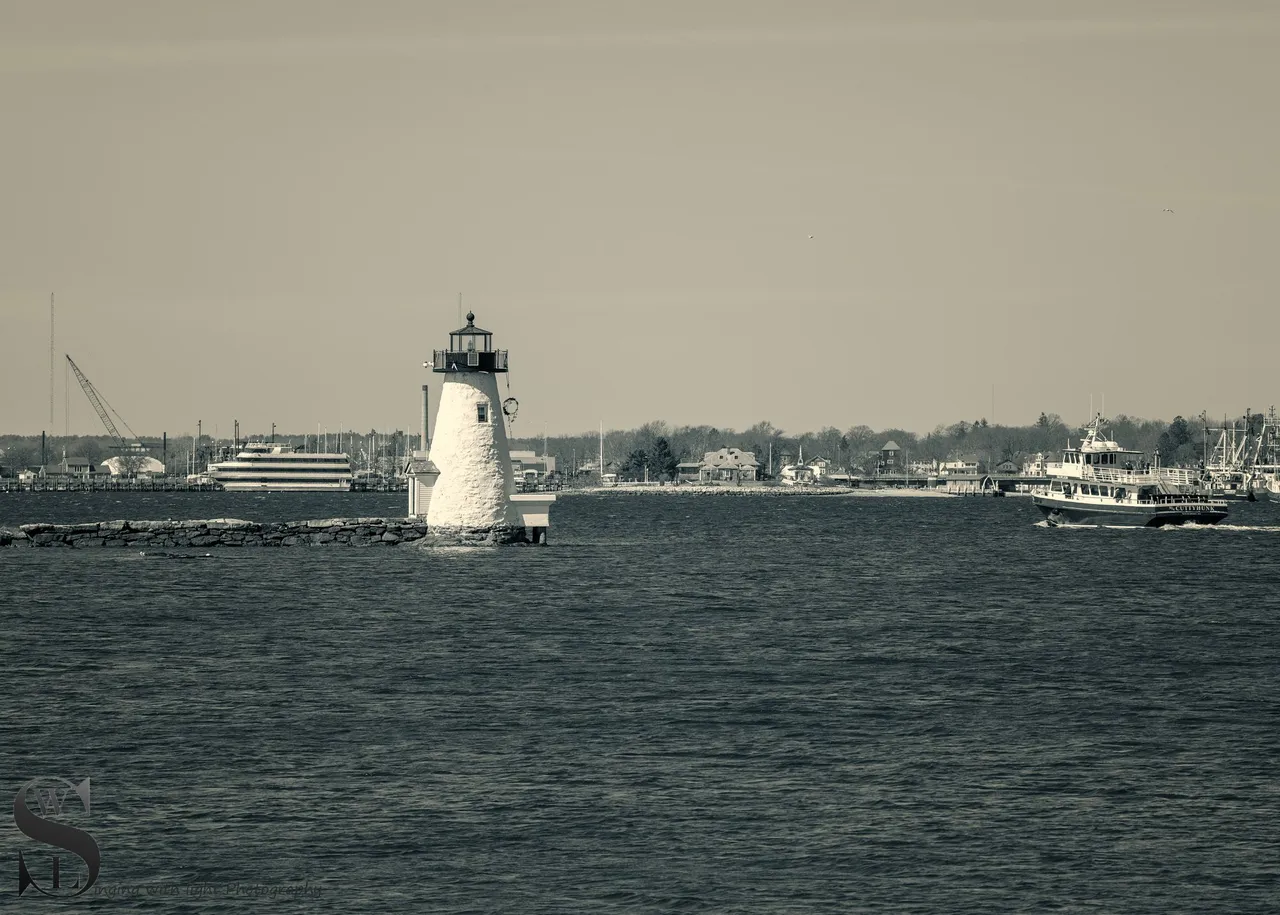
top-left (1046, 415), bottom-right (1150, 479)
top-left (1049, 479), bottom-right (1157, 502)
top-left (1060, 447), bottom-right (1146, 470)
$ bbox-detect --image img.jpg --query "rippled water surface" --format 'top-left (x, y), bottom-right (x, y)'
top-left (3, 492), bottom-right (1279, 913)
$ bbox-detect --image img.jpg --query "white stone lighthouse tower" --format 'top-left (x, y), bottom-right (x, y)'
top-left (423, 312), bottom-right (525, 543)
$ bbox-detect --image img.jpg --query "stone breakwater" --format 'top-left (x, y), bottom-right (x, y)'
top-left (0, 518), bottom-right (434, 548)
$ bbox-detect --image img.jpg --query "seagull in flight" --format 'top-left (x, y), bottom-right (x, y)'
top-left (808, 235), bottom-right (814, 239)
top-left (1162, 208), bottom-right (1174, 213)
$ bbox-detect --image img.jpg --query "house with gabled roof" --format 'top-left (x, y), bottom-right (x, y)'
top-left (879, 440), bottom-right (901, 472)
top-left (675, 461), bottom-right (703, 482)
top-left (940, 454), bottom-right (984, 475)
top-left (698, 447), bottom-right (759, 484)
top-left (806, 455), bottom-right (832, 479)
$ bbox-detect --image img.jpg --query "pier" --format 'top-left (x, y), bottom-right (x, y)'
top-left (858, 473), bottom-right (1050, 493)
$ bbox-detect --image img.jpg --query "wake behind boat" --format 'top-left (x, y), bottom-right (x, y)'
top-left (203, 442), bottom-right (354, 492)
top-left (1031, 415), bottom-right (1228, 527)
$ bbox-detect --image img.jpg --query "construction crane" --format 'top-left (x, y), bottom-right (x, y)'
top-left (65, 354), bottom-right (154, 452)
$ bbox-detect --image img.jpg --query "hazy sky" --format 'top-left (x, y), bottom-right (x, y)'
top-left (2, 1), bottom-right (1278, 438)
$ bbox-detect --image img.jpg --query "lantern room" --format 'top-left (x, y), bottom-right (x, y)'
top-left (429, 311), bottom-right (509, 373)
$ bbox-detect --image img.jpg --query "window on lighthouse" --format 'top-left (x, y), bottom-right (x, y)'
top-left (477, 404), bottom-right (489, 423)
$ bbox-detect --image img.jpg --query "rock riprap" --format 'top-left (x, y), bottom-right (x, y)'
top-left (0, 518), bottom-right (431, 548)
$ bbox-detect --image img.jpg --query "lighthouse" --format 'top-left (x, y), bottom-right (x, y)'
top-left (419, 312), bottom-right (529, 544)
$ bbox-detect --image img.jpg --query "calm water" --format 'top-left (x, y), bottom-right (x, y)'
top-left (2, 492), bottom-right (1279, 913)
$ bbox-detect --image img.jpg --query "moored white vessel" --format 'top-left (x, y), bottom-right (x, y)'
top-left (1031, 415), bottom-right (1228, 527)
top-left (205, 442), bottom-right (354, 491)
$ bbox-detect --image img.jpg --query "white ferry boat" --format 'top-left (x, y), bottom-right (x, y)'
top-left (1031, 415), bottom-right (1228, 527)
top-left (205, 442), bottom-right (354, 492)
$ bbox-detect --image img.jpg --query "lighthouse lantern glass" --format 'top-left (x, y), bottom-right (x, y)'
top-left (450, 330), bottom-right (492, 353)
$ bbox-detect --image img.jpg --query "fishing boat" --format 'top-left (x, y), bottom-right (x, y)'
top-left (1031, 415), bottom-right (1228, 527)
top-left (1199, 407), bottom-right (1278, 501)
top-left (1245, 407), bottom-right (1279, 502)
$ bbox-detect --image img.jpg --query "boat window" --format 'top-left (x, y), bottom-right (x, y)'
top-left (477, 403), bottom-right (489, 423)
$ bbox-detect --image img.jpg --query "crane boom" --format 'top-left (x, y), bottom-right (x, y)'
top-left (65, 354), bottom-right (131, 450)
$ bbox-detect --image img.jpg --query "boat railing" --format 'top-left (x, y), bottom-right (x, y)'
top-left (1144, 493), bottom-right (1226, 507)
top-left (1086, 466), bottom-right (1199, 487)
top-left (1086, 467), bottom-right (1155, 485)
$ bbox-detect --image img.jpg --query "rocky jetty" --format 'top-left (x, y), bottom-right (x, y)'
top-left (0, 518), bottom-right (431, 548)
top-left (416, 523), bottom-right (529, 547)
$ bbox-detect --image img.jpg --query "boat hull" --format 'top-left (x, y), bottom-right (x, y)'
top-left (1032, 494), bottom-right (1228, 527)
top-left (218, 481), bottom-right (353, 492)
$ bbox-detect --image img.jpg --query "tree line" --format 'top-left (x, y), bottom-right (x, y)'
top-left (509, 412), bottom-right (1250, 481)
top-left (0, 411), bottom-right (1251, 479)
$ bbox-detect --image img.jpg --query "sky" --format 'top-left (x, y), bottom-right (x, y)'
top-left (2, 1), bottom-right (1278, 439)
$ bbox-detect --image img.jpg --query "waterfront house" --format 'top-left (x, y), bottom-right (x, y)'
top-left (779, 462), bottom-right (816, 484)
top-left (675, 461), bottom-right (702, 483)
top-left (879, 441), bottom-right (901, 472)
top-left (993, 459), bottom-right (1020, 475)
top-left (509, 450), bottom-right (557, 482)
top-left (940, 455), bottom-right (984, 476)
top-left (36, 458), bottom-right (111, 483)
top-left (699, 447), bottom-right (759, 483)
top-left (807, 456), bottom-right (832, 479)
top-left (60, 457), bottom-right (108, 478)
